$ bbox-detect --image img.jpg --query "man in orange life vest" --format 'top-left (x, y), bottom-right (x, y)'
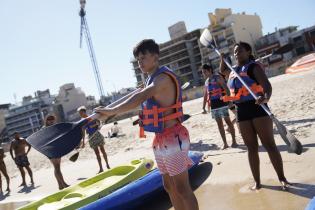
top-left (94, 39), bottom-right (198, 210)
top-left (201, 64), bottom-right (237, 149)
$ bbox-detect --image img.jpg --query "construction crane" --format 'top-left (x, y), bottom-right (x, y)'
top-left (79, 0), bottom-right (106, 104)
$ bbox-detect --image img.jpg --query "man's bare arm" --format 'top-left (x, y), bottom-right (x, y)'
top-left (25, 140), bottom-right (32, 154)
top-left (202, 86), bottom-right (208, 111)
top-left (252, 65), bottom-right (272, 104)
top-left (108, 74), bottom-right (169, 115)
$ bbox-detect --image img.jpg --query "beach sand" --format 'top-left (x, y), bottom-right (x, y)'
top-left (1, 69), bottom-right (315, 210)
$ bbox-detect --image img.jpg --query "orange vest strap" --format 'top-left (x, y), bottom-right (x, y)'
top-left (222, 95), bottom-right (240, 102)
top-left (156, 102), bottom-right (182, 113)
top-left (224, 84), bottom-right (264, 102)
top-left (162, 111), bottom-right (183, 122)
top-left (139, 127), bottom-right (146, 138)
top-left (141, 111), bottom-right (183, 125)
top-left (142, 102), bottom-right (182, 115)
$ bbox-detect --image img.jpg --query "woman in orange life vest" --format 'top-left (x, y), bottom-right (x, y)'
top-left (220, 41), bottom-right (290, 190)
top-left (201, 64), bottom-right (238, 149)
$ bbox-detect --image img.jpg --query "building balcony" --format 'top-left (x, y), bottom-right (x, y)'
top-left (159, 48), bottom-right (188, 60)
top-left (6, 107), bottom-right (40, 119)
top-left (160, 55), bottom-right (190, 67)
top-left (7, 119), bottom-right (41, 131)
top-left (6, 112), bottom-right (42, 125)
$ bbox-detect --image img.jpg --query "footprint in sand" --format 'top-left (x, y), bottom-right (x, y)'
top-left (239, 184), bottom-right (260, 194)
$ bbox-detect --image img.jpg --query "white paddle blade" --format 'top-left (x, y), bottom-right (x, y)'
top-left (272, 116), bottom-right (303, 155)
top-left (181, 82), bottom-right (190, 90)
top-left (200, 28), bottom-right (213, 47)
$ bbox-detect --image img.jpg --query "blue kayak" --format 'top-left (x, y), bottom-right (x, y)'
top-left (80, 151), bottom-right (203, 210)
top-left (305, 197), bottom-right (315, 210)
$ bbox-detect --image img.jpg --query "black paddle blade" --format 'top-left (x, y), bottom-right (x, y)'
top-left (272, 116), bottom-right (303, 155)
top-left (69, 152), bottom-right (80, 162)
top-left (26, 119), bottom-right (87, 158)
top-left (132, 119), bottom-right (140, 126)
top-left (274, 43), bottom-right (294, 55)
top-left (183, 114), bottom-right (191, 122)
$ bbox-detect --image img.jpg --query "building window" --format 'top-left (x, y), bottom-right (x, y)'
top-left (296, 47), bottom-right (305, 55)
top-left (293, 36), bottom-right (303, 42)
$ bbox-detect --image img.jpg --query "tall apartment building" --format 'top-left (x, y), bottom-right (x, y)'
top-left (132, 22), bottom-right (206, 87)
top-left (4, 90), bottom-right (56, 138)
top-left (289, 25), bottom-right (315, 57)
top-left (168, 21), bottom-right (188, 40)
top-left (255, 26), bottom-right (298, 64)
top-left (132, 9), bottom-right (263, 86)
top-left (55, 83), bottom-right (88, 121)
top-left (254, 25), bottom-right (315, 76)
top-left (0, 104), bottom-right (10, 142)
top-left (5, 99), bottom-right (45, 138)
top-left (0, 104), bottom-right (10, 133)
top-left (203, 8), bottom-right (263, 70)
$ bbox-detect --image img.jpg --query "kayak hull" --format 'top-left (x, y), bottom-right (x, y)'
top-left (80, 151), bottom-right (203, 210)
top-left (18, 159), bottom-right (154, 210)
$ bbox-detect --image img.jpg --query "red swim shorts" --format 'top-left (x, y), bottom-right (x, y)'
top-left (152, 123), bottom-right (193, 176)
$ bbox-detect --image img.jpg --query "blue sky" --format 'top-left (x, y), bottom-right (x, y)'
top-left (1, 0), bottom-right (314, 104)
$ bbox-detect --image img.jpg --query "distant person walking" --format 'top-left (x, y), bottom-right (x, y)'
top-left (78, 106), bottom-right (110, 173)
top-left (43, 114), bottom-right (70, 190)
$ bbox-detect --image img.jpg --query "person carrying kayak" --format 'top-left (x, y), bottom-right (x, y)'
top-left (220, 41), bottom-right (291, 190)
top-left (94, 39), bottom-right (198, 210)
top-left (201, 63), bottom-right (237, 149)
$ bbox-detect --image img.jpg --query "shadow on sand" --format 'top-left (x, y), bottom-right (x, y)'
top-left (0, 191), bottom-right (10, 201)
top-left (17, 184), bottom-right (40, 194)
top-left (262, 182), bottom-right (315, 199)
top-left (190, 140), bottom-right (219, 152)
top-left (137, 161), bottom-right (213, 210)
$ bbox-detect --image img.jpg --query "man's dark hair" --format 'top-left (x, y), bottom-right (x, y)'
top-left (133, 39), bottom-right (160, 58)
top-left (201, 63), bottom-right (213, 74)
top-left (234, 41), bottom-right (255, 61)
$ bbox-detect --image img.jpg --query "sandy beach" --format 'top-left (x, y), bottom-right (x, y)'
top-left (1, 69), bottom-right (315, 210)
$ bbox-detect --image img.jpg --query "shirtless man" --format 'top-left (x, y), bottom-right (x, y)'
top-left (0, 147), bottom-right (10, 194)
top-left (95, 39), bottom-right (198, 210)
top-left (10, 132), bottom-right (34, 186)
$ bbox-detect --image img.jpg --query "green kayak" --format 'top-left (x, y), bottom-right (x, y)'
top-left (18, 158), bottom-right (154, 210)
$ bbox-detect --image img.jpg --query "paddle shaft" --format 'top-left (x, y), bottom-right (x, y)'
top-left (70, 88), bottom-right (142, 161)
top-left (255, 44), bottom-right (293, 62)
top-left (255, 53), bottom-right (273, 62)
top-left (88, 88), bottom-right (142, 121)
